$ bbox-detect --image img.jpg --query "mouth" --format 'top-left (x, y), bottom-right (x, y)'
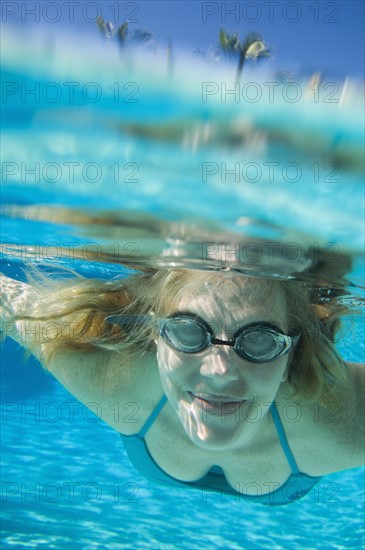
top-left (188, 392), bottom-right (251, 411)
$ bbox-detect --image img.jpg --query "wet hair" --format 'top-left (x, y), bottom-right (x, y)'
top-left (11, 264), bottom-right (353, 407)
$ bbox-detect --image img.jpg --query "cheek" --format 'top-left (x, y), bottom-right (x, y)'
top-left (156, 340), bottom-right (187, 378)
top-left (244, 358), bottom-right (288, 389)
top-left (156, 341), bottom-right (174, 375)
top-left (156, 340), bottom-right (200, 383)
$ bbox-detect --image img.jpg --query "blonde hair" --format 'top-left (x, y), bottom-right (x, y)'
top-left (12, 263), bottom-right (352, 406)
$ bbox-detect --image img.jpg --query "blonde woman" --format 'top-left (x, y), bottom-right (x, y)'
top-left (1, 259), bottom-right (364, 506)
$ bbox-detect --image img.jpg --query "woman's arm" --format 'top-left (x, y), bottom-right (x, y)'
top-left (1, 273), bottom-right (45, 357)
top-left (1, 273), bottom-right (157, 434)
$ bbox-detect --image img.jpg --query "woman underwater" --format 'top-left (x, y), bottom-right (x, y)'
top-left (1, 231), bottom-right (364, 506)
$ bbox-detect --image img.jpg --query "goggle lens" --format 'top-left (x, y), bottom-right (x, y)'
top-left (162, 318), bottom-right (208, 352)
top-left (160, 316), bottom-right (296, 363)
top-left (237, 330), bottom-right (284, 361)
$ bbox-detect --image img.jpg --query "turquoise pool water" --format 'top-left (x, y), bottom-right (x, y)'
top-left (1, 27), bottom-right (364, 549)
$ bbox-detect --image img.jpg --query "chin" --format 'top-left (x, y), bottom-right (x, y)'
top-left (180, 411), bottom-right (240, 451)
top-left (188, 428), bottom-right (238, 451)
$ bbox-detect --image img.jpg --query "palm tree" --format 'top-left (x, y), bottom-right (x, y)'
top-left (218, 30), bottom-right (271, 81)
top-left (218, 29), bottom-right (240, 57)
top-left (96, 16), bottom-right (113, 40)
top-left (117, 22), bottom-right (129, 50)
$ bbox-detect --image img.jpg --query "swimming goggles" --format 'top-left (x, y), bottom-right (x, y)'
top-left (157, 313), bottom-right (300, 363)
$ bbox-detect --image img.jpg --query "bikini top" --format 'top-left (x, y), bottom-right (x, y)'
top-left (120, 395), bottom-right (321, 505)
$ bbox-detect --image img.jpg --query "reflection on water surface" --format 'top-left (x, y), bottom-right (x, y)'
top-left (1, 28), bottom-right (364, 308)
top-left (1, 204), bottom-right (364, 311)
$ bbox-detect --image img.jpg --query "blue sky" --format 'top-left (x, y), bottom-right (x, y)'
top-left (133, 0), bottom-right (365, 78)
top-left (2, 0), bottom-right (364, 78)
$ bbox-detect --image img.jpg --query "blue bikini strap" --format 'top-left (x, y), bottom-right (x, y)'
top-left (138, 395), bottom-right (168, 438)
top-left (270, 401), bottom-right (300, 475)
top-left (138, 396), bottom-right (300, 475)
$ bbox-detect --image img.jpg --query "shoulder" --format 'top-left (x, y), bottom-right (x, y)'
top-left (318, 362), bottom-right (364, 470)
top-left (343, 362), bottom-right (364, 421)
top-left (345, 360), bottom-right (364, 381)
top-left (47, 348), bottom-right (162, 435)
top-left (280, 364), bottom-right (364, 474)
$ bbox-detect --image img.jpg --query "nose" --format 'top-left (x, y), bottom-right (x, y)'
top-left (199, 346), bottom-right (239, 382)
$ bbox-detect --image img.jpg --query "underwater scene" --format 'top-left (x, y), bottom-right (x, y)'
top-left (1, 1), bottom-right (364, 548)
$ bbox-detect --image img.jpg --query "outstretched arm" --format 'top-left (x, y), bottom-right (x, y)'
top-left (0, 273), bottom-right (45, 356)
top-left (0, 272), bottom-right (154, 434)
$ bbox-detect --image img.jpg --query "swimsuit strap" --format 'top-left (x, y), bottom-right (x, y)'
top-left (270, 401), bottom-right (300, 475)
top-left (137, 396), bottom-right (300, 475)
top-left (138, 394), bottom-right (168, 438)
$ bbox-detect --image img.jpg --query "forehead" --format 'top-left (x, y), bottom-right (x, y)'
top-left (174, 272), bottom-right (287, 327)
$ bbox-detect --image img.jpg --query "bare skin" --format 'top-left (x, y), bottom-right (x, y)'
top-left (43, 348), bottom-right (363, 495)
top-left (2, 273), bottom-right (364, 496)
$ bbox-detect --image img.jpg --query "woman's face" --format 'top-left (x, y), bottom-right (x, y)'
top-left (156, 273), bottom-right (291, 451)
